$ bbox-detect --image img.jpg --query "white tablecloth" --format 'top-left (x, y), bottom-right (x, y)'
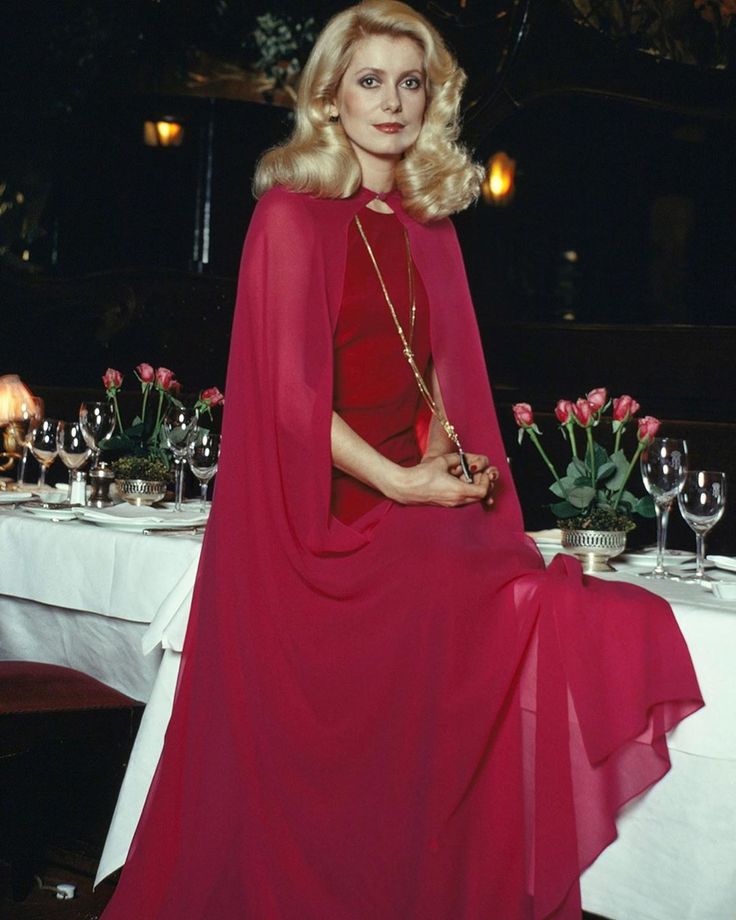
top-left (2, 510), bottom-right (735, 918)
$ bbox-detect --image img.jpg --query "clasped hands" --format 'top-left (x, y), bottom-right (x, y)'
top-left (392, 451), bottom-right (498, 509)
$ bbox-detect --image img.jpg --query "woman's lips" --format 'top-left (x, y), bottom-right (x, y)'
top-left (373, 123), bottom-right (404, 133)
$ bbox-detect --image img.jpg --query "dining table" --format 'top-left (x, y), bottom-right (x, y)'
top-left (0, 502), bottom-right (734, 920)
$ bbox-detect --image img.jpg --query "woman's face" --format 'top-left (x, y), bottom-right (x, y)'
top-left (332, 34), bottom-right (427, 182)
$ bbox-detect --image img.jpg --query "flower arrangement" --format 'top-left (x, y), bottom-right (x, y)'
top-left (513, 388), bottom-right (659, 532)
top-left (100, 364), bottom-right (224, 479)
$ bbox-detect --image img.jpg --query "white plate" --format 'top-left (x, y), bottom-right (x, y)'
top-left (622, 548), bottom-right (696, 567)
top-left (707, 555), bottom-right (736, 573)
top-left (0, 491), bottom-right (34, 504)
top-left (21, 505), bottom-right (79, 522)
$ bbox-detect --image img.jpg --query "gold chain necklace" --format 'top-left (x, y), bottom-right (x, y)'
top-left (353, 213), bottom-right (472, 481)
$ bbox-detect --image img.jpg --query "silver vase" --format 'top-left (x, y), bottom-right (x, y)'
top-left (115, 478), bottom-right (167, 507)
top-left (561, 529), bottom-right (627, 573)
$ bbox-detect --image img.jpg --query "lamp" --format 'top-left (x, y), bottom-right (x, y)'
top-left (482, 151), bottom-right (516, 206)
top-left (143, 118), bottom-right (184, 148)
top-left (0, 375), bottom-right (40, 481)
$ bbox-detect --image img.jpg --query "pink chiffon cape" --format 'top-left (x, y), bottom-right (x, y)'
top-left (101, 186), bottom-right (702, 919)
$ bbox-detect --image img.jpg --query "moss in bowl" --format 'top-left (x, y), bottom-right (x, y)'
top-left (113, 456), bottom-right (171, 506)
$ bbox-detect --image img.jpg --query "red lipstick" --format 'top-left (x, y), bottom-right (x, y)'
top-left (374, 123), bottom-right (404, 133)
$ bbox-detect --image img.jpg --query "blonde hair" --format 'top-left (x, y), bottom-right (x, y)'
top-left (253, 0), bottom-right (483, 222)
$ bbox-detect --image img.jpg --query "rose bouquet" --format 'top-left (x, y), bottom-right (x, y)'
top-left (513, 388), bottom-right (659, 531)
top-left (100, 364), bottom-right (224, 478)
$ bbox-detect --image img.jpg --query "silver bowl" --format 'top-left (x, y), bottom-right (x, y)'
top-left (561, 528), bottom-right (627, 573)
top-left (115, 478), bottom-right (168, 507)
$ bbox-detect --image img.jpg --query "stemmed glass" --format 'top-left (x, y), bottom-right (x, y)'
top-left (639, 437), bottom-right (688, 579)
top-left (9, 397), bottom-right (43, 484)
top-left (57, 420), bottom-right (92, 496)
top-left (187, 431), bottom-right (221, 512)
top-left (163, 407), bottom-right (199, 511)
top-left (677, 470), bottom-right (727, 588)
top-left (28, 418), bottom-right (59, 487)
top-left (79, 401), bottom-right (116, 469)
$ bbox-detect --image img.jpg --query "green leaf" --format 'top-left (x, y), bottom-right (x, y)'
top-left (517, 428), bottom-right (525, 446)
top-left (606, 450), bottom-right (630, 492)
top-left (568, 458), bottom-right (587, 477)
top-left (592, 442), bottom-right (610, 467)
top-left (550, 500), bottom-right (580, 519)
top-left (549, 481), bottom-right (567, 498)
top-left (573, 475), bottom-right (593, 487)
top-left (635, 495), bottom-right (656, 518)
top-left (567, 485), bottom-right (596, 509)
top-left (596, 461), bottom-right (617, 483)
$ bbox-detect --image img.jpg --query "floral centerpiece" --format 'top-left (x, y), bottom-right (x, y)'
top-left (100, 364), bottom-right (224, 482)
top-left (512, 388), bottom-right (659, 533)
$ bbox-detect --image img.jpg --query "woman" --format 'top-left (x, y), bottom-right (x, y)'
top-left (102, 3), bottom-right (701, 918)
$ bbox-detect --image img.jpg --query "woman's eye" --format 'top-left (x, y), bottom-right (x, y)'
top-left (402, 77), bottom-right (422, 89)
top-left (360, 76), bottom-right (379, 88)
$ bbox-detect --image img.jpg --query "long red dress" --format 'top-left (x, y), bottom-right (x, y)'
top-left (101, 188), bottom-right (702, 919)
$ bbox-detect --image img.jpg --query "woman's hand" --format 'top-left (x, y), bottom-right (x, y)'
top-left (386, 453), bottom-right (498, 508)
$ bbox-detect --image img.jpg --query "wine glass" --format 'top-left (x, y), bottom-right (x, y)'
top-left (639, 437), bottom-right (688, 579)
top-left (162, 407), bottom-right (198, 511)
top-left (9, 397), bottom-right (43, 484)
top-left (28, 418), bottom-right (59, 487)
top-left (187, 430), bottom-right (220, 512)
top-left (677, 470), bottom-right (727, 588)
top-left (79, 401), bottom-right (116, 469)
top-left (57, 420), bottom-right (91, 498)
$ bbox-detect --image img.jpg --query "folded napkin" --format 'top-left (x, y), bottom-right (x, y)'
top-left (0, 491), bottom-right (33, 504)
top-left (707, 555), bottom-right (736, 573)
top-left (78, 504), bottom-right (207, 526)
top-left (526, 528), bottom-right (563, 545)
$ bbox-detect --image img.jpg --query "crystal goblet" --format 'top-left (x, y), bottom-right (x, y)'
top-left (187, 430), bottom-right (220, 512)
top-left (57, 420), bottom-right (92, 499)
top-left (677, 470), bottom-right (727, 588)
top-left (9, 397), bottom-right (43, 484)
top-left (79, 401), bottom-right (115, 469)
top-left (28, 418), bottom-right (59, 487)
top-left (163, 407), bottom-right (199, 511)
top-left (639, 437), bottom-right (688, 580)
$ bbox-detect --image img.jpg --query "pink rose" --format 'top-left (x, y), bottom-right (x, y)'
top-left (512, 403), bottom-right (534, 428)
top-left (154, 367), bottom-right (175, 391)
top-left (102, 368), bottom-right (123, 392)
top-left (135, 362), bottom-right (155, 385)
top-left (586, 388), bottom-right (608, 411)
top-left (612, 394), bottom-right (641, 423)
top-left (637, 416), bottom-right (661, 444)
top-left (168, 379), bottom-right (182, 397)
top-left (199, 386), bottom-right (224, 408)
top-left (554, 399), bottom-right (574, 424)
top-left (572, 398), bottom-right (594, 427)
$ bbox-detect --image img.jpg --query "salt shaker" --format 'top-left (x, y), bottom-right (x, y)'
top-left (69, 470), bottom-right (88, 506)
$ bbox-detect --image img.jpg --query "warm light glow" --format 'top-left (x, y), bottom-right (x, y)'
top-left (0, 375), bottom-right (36, 425)
top-left (143, 119), bottom-right (184, 148)
top-left (482, 151), bottom-right (516, 206)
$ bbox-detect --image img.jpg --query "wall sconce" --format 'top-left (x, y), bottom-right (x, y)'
top-left (143, 118), bottom-right (185, 147)
top-left (482, 151), bottom-right (516, 206)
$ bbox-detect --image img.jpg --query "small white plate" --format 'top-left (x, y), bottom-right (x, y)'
top-left (76, 505), bottom-right (208, 533)
top-left (22, 505), bottom-right (79, 522)
top-left (622, 548), bottom-right (696, 567)
top-left (0, 491), bottom-right (34, 504)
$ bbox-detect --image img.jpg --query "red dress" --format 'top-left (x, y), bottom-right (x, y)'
top-left (101, 188), bottom-right (702, 920)
top-left (332, 206), bottom-right (431, 523)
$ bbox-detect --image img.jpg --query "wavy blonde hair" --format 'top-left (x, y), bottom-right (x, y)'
top-left (253, 0), bottom-right (483, 222)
